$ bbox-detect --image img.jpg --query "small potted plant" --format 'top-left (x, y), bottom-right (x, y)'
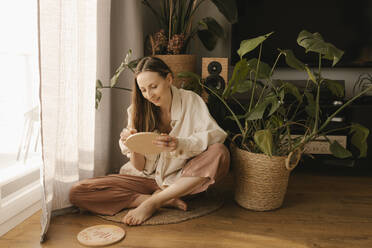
top-left (142, 0), bottom-right (237, 87)
top-left (180, 30), bottom-right (372, 211)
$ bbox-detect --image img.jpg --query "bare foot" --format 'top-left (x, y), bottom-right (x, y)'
top-left (163, 198), bottom-right (187, 211)
top-left (122, 200), bottom-right (158, 226)
top-left (152, 189), bottom-right (187, 211)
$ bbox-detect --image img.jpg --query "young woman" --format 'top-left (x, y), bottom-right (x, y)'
top-left (69, 57), bottom-right (230, 226)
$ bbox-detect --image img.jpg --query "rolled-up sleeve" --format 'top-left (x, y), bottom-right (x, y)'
top-left (119, 139), bottom-right (131, 158)
top-left (169, 94), bottom-right (227, 159)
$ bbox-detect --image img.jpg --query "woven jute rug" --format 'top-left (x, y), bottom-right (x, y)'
top-left (97, 189), bottom-right (224, 226)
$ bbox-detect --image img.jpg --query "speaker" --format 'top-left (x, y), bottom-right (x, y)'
top-left (202, 57), bottom-right (228, 91)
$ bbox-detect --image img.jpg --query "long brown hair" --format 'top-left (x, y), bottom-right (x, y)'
top-left (131, 56), bottom-right (173, 132)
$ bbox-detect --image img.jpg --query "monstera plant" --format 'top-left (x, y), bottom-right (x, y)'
top-left (184, 30), bottom-right (371, 159)
top-left (180, 30), bottom-right (372, 211)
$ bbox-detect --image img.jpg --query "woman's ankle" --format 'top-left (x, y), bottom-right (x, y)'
top-left (129, 194), bottom-right (151, 208)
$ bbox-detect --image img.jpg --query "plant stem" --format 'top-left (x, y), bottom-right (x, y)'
top-left (318, 85), bottom-right (372, 133)
top-left (312, 54), bottom-right (322, 135)
top-left (231, 95), bottom-right (247, 112)
top-left (169, 0), bottom-right (173, 40)
top-left (249, 44), bottom-right (262, 112)
top-left (289, 79), bottom-right (310, 122)
top-left (286, 125), bottom-right (292, 151)
top-left (241, 119), bottom-right (249, 147)
top-left (201, 83), bottom-right (244, 134)
top-left (318, 53), bottom-right (322, 79)
top-left (255, 52), bottom-right (283, 107)
top-left (321, 125), bottom-right (353, 135)
top-left (255, 82), bottom-right (268, 106)
top-left (292, 85), bottom-right (372, 151)
top-left (313, 83), bottom-right (320, 134)
top-left (270, 52), bottom-right (282, 77)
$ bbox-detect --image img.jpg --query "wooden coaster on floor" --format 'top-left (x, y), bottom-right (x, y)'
top-left (77, 224), bottom-right (125, 247)
top-left (124, 132), bottom-right (165, 155)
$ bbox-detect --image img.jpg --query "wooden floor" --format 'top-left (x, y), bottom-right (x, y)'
top-left (1, 170), bottom-right (372, 248)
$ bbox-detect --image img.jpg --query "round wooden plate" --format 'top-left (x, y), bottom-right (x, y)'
top-left (124, 132), bottom-right (165, 155)
top-left (77, 224), bottom-right (125, 247)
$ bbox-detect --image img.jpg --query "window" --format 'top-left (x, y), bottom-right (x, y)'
top-left (0, 0), bottom-right (41, 236)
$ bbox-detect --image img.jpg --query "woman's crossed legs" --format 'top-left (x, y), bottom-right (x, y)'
top-left (69, 143), bottom-right (230, 225)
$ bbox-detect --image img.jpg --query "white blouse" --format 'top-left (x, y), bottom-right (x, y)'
top-left (119, 85), bottom-right (227, 188)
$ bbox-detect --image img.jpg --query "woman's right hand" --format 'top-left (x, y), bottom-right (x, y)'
top-left (120, 128), bottom-right (137, 143)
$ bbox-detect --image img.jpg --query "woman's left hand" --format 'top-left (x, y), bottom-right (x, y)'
top-left (153, 133), bottom-right (178, 152)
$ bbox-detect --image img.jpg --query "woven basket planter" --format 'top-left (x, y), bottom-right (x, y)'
top-left (155, 55), bottom-right (196, 88)
top-left (231, 145), bottom-right (299, 211)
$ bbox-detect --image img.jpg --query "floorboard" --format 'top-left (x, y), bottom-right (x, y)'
top-left (1, 170), bottom-right (372, 248)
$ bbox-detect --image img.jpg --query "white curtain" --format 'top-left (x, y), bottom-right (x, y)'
top-left (38, 0), bottom-right (98, 241)
top-left (38, 0), bottom-right (150, 242)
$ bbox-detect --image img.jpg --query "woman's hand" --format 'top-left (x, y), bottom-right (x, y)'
top-left (153, 133), bottom-right (178, 152)
top-left (120, 128), bottom-right (137, 143)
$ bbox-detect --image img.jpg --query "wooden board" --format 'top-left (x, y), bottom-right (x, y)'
top-left (124, 132), bottom-right (165, 155)
top-left (77, 224), bottom-right (125, 247)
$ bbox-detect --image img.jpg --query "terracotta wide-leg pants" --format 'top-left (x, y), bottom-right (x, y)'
top-left (69, 143), bottom-right (230, 215)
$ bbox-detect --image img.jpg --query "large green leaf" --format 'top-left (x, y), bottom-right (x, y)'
top-left (95, 89), bottom-right (102, 109)
top-left (323, 79), bottom-right (344, 98)
top-left (197, 29), bottom-right (218, 51)
top-left (110, 50), bottom-right (134, 87)
top-left (235, 80), bottom-right (253, 93)
top-left (96, 79), bottom-right (103, 89)
top-left (280, 81), bottom-right (302, 102)
top-left (279, 49), bottom-right (305, 71)
top-left (350, 123), bottom-right (369, 158)
top-left (210, 0), bottom-right (238, 24)
top-left (267, 115), bottom-right (284, 129)
top-left (96, 89), bottom-right (102, 101)
top-left (297, 30), bottom-right (344, 66)
top-left (223, 59), bottom-right (250, 98)
top-left (237, 32), bottom-right (274, 59)
top-left (124, 49), bottom-right (132, 65)
top-left (330, 140), bottom-right (352, 158)
top-left (246, 94), bottom-right (280, 120)
top-left (246, 58), bottom-right (271, 79)
top-left (200, 17), bottom-right (224, 37)
top-left (197, 17), bottom-right (224, 51)
top-left (297, 31), bottom-right (324, 52)
top-left (110, 63), bottom-right (125, 87)
top-left (254, 129), bottom-right (273, 156)
top-left (305, 66), bottom-right (317, 84)
top-left (323, 46), bottom-right (344, 66)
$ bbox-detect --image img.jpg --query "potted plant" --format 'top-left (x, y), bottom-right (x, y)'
top-left (96, 50), bottom-right (139, 109)
top-left (142, 0), bottom-right (237, 87)
top-left (180, 30), bottom-right (372, 211)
